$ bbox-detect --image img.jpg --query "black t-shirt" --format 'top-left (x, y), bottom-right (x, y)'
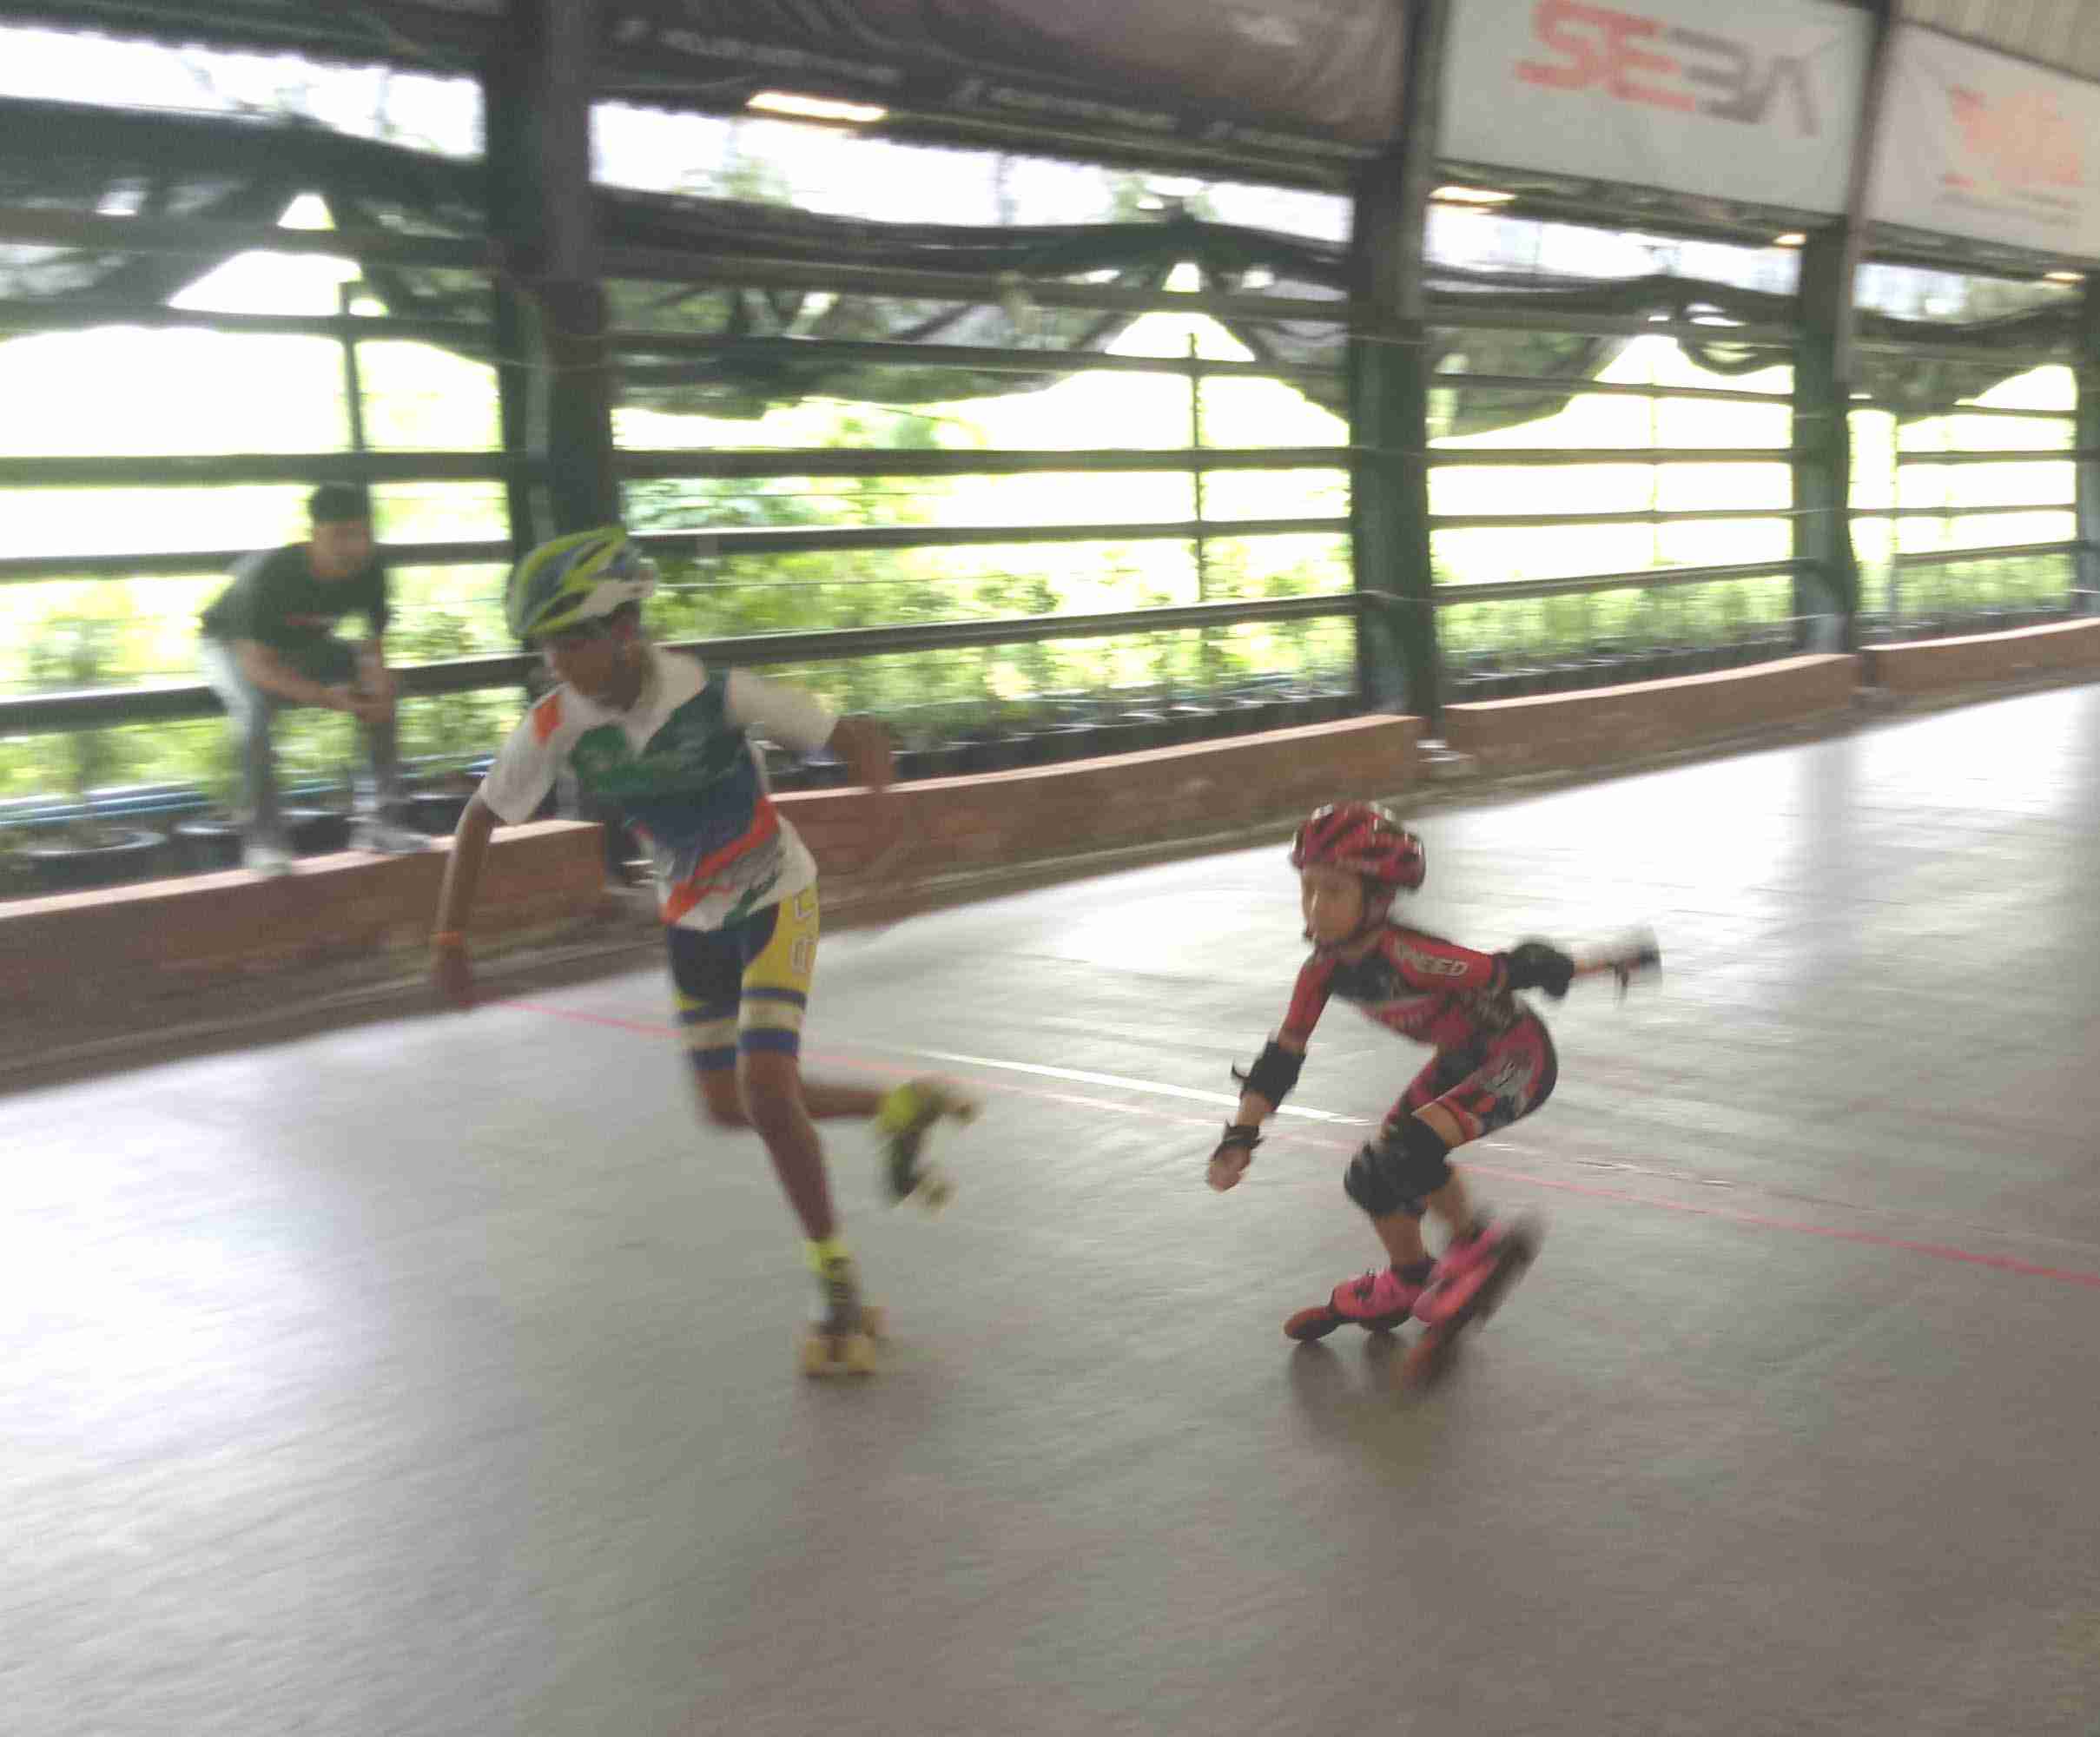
top-left (199, 543), bottom-right (390, 649)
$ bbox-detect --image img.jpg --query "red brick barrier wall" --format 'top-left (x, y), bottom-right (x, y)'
top-left (1440, 654), bottom-right (1859, 776)
top-left (783, 714), bottom-right (1423, 887)
top-left (1867, 618), bottom-right (2100, 696)
top-left (1, 820), bottom-right (609, 1027)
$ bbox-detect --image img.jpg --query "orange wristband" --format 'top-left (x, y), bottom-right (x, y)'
top-left (430, 929), bottom-right (466, 949)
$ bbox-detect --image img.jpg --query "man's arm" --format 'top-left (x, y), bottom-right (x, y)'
top-left (356, 635), bottom-right (396, 704)
top-left (233, 638), bottom-right (350, 710)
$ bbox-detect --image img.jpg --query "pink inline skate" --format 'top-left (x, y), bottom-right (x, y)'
top-left (1403, 1215), bottom-right (1544, 1384)
top-left (1283, 1263), bottom-right (1434, 1341)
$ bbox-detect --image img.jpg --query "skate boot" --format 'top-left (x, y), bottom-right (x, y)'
top-left (798, 1245), bottom-right (886, 1378)
top-left (875, 1077), bottom-right (980, 1211)
top-left (1402, 1216), bottom-right (1546, 1387)
top-left (1415, 1214), bottom-right (1536, 1326)
top-left (1283, 1263), bottom-right (1433, 1341)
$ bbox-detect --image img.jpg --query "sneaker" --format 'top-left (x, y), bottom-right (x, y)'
top-left (241, 842), bottom-right (294, 877)
top-left (875, 1077), bottom-right (980, 1209)
top-left (1329, 1265), bottom-right (1430, 1329)
top-left (352, 819), bottom-right (429, 856)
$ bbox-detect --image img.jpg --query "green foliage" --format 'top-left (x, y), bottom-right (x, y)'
top-left (0, 301), bottom-right (2083, 810)
top-left (23, 609), bottom-right (126, 807)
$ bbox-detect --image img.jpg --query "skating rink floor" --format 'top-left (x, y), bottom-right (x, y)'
top-left (9, 684), bottom-right (2100, 1736)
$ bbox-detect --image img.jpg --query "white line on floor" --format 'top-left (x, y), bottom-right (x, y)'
top-left (883, 1045), bottom-right (1374, 1126)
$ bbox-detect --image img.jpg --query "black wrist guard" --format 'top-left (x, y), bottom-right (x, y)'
top-left (1211, 1123), bottom-right (1262, 1173)
top-left (1503, 939), bottom-right (1575, 1000)
top-left (1232, 1039), bottom-right (1304, 1106)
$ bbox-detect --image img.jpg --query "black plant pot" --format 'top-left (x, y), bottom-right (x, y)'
top-left (1067, 723), bottom-right (1130, 760)
top-left (974, 735), bottom-right (1016, 771)
top-left (1126, 711), bottom-right (1179, 750)
top-left (997, 732), bottom-right (1055, 769)
top-left (172, 813), bottom-right (244, 872)
top-left (292, 809), bottom-right (354, 854)
top-left (915, 743), bottom-right (974, 780)
top-left (1502, 666), bottom-right (1548, 699)
top-left (1034, 725), bottom-right (1094, 764)
top-left (406, 791), bottom-right (471, 835)
top-left (997, 731), bottom-right (1047, 769)
top-left (23, 826), bottom-right (165, 893)
top-left (173, 807), bottom-right (349, 869)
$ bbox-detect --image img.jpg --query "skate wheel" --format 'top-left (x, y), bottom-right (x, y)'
top-left (915, 1169), bottom-right (955, 1213)
top-left (1471, 1221), bottom-right (1544, 1324)
top-left (1284, 1304), bottom-right (1343, 1342)
top-left (1402, 1325), bottom-right (1458, 1386)
top-left (799, 1328), bottom-right (881, 1377)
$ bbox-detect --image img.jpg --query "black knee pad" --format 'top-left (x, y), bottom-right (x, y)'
top-left (1343, 1118), bottom-right (1451, 1219)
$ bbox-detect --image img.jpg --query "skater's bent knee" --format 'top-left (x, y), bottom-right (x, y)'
top-left (1344, 1118), bottom-right (1450, 1219)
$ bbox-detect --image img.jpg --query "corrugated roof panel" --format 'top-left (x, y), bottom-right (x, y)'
top-left (1901, 0), bottom-right (2100, 82)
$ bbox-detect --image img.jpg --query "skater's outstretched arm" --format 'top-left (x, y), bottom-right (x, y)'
top-left (431, 794), bottom-right (499, 1009)
top-left (1384, 928), bottom-right (1575, 1000)
top-left (1209, 955), bottom-right (1334, 1192)
top-left (1206, 1032), bottom-right (1307, 1191)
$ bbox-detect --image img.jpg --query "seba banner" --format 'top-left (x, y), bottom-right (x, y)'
top-left (1869, 27), bottom-right (2100, 259)
top-left (1441, 0), bottom-right (1870, 213)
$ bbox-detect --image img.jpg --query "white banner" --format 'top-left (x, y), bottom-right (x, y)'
top-left (1869, 27), bottom-right (2100, 259)
top-left (1441, 0), bottom-right (1870, 214)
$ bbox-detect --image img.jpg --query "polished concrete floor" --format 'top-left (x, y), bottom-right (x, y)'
top-left (9, 686), bottom-right (2100, 1737)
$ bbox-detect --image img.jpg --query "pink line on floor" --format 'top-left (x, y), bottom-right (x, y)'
top-left (498, 995), bottom-right (2100, 1292)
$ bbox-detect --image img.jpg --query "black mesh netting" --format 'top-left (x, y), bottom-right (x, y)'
top-left (0, 97), bottom-right (2078, 437)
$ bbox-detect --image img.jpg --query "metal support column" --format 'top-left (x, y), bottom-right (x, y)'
top-left (483, 0), bottom-right (619, 539)
top-left (1794, 231), bottom-right (1862, 649)
top-left (336, 281), bottom-right (369, 459)
top-left (2077, 283), bottom-right (2100, 612)
top-left (1347, 0), bottom-right (1444, 717)
top-left (490, 282), bottom-right (539, 563)
top-left (1792, 0), bottom-right (1894, 652)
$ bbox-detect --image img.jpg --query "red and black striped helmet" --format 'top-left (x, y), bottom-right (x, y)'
top-left (1289, 801), bottom-right (1425, 892)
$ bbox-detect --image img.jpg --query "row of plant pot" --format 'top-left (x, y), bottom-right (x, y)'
top-left (4, 783), bottom-right (485, 897)
top-left (769, 689), bottom-right (1360, 789)
top-left (1861, 604), bottom-right (2081, 644)
top-left (1442, 631), bottom-right (1802, 704)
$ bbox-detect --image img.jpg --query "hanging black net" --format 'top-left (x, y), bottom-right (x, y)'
top-left (1, 97), bottom-right (2079, 439)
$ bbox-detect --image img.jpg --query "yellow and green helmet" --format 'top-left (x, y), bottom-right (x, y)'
top-left (505, 525), bottom-right (658, 644)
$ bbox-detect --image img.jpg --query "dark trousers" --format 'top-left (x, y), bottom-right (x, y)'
top-left (198, 637), bottom-right (405, 846)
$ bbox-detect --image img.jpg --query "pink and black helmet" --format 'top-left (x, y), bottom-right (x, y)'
top-left (1289, 801), bottom-right (1425, 895)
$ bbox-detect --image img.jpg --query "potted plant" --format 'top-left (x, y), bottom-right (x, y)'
top-left (21, 617), bottom-right (164, 893)
top-left (173, 718), bottom-right (354, 866)
top-left (171, 735), bottom-right (249, 872)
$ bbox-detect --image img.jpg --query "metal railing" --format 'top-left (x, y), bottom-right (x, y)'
top-left (0, 590), bottom-right (1379, 737)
